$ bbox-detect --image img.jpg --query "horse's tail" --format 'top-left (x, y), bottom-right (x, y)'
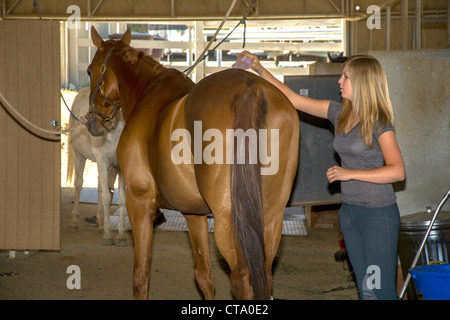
top-left (230, 76), bottom-right (269, 300)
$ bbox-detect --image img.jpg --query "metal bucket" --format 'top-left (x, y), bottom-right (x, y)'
top-left (398, 210), bottom-right (450, 300)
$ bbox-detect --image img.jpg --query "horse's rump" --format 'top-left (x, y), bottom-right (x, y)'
top-left (185, 69), bottom-right (289, 299)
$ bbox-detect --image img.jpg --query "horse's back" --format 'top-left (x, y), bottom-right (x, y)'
top-left (186, 69), bottom-right (297, 121)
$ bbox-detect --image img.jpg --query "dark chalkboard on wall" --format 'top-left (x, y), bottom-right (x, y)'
top-left (285, 75), bottom-right (342, 205)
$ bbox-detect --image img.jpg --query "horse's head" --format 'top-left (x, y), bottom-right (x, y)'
top-left (85, 26), bottom-right (131, 136)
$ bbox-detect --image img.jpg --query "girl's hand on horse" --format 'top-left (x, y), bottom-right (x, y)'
top-left (236, 51), bottom-right (264, 74)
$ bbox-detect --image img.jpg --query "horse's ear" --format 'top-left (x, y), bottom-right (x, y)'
top-left (121, 29), bottom-right (132, 46)
top-left (91, 26), bottom-right (104, 48)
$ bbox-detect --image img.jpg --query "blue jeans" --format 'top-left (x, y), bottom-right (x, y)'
top-left (339, 202), bottom-right (400, 300)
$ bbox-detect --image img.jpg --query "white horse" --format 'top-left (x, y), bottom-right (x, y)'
top-left (66, 87), bottom-right (127, 245)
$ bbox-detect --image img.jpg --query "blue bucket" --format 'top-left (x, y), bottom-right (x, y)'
top-left (410, 264), bottom-right (450, 300)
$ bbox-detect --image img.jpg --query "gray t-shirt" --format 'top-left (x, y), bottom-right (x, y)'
top-left (327, 100), bottom-right (397, 207)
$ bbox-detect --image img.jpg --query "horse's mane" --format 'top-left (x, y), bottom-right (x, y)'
top-left (120, 46), bottom-right (162, 68)
top-left (117, 45), bottom-right (177, 84)
top-left (113, 43), bottom-right (194, 107)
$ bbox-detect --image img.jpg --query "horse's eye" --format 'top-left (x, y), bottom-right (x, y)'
top-left (87, 70), bottom-right (91, 77)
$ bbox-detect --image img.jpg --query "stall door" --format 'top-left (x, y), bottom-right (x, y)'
top-left (0, 20), bottom-right (60, 250)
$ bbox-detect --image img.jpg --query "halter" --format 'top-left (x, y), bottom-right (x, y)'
top-left (89, 47), bottom-right (121, 125)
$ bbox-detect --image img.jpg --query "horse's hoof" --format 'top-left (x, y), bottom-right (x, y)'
top-left (115, 238), bottom-right (128, 246)
top-left (102, 237), bottom-right (115, 245)
top-left (67, 225), bottom-right (78, 232)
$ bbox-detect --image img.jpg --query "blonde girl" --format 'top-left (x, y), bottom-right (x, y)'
top-left (237, 52), bottom-right (405, 300)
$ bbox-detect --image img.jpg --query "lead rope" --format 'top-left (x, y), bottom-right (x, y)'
top-left (61, 91), bottom-right (79, 121)
top-left (183, 0), bottom-right (258, 75)
top-left (0, 91), bottom-right (86, 141)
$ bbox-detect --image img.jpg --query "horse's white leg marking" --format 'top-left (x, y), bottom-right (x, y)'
top-left (97, 159), bottom-right (114, 244)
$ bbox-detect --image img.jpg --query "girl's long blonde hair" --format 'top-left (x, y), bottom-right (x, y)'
top-left (337, 55), bottom-right (394, 148)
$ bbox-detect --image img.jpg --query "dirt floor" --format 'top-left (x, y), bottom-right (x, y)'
top-left (0, 187), bottom-right (360, 301)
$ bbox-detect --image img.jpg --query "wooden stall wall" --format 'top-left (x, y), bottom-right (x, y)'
top-left (0, 20), bottom-right (61, 250)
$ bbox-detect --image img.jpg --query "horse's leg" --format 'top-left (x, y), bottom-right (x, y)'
top-left (213, 212), bottom-right (253, 299)
top-left (97, 161), bottom-right (114, 245)
top-left (215, 207), bottom-right (281, 300)
top-left (69, 155), bottom-right (86, 230)
top-left (96, 178), bottom-right (103, 230)
top-left (107, 167), bottom-right (117, 202)
top-left (184, 214), bottom-right (215, 299)
top-left (194, 169), bottom-right (254, 298)
top-left (263, 205), bottom-right (285, 299)
top-left (126, 189), bottom-right (156, 300)
top-left (116, 170), bottom-right (127, 246)
top-left (97, 167), bottom-right (116, 231)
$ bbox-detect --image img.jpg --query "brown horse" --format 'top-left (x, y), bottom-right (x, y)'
top-left (85, 26), bottom-right (299, 300)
